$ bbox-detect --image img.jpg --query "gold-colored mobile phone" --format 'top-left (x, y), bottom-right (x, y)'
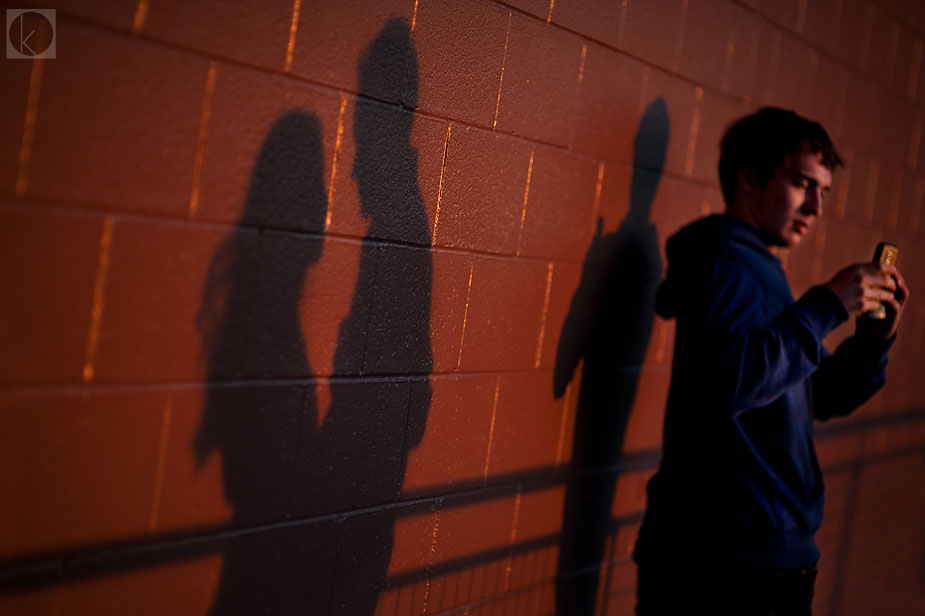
top-left (862, 242), bottom-right (899, 320)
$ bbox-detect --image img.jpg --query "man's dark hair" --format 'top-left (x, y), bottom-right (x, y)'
top-left (718, 107), bottom-right (844, 207)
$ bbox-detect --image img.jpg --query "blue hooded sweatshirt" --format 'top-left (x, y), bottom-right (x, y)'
top-left (634, 214), bottom-right (891, 568)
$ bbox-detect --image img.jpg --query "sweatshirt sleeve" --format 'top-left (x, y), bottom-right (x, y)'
top-left (812, 333), bottom-right (893, 420)
top-left (700, 258), bottom-right (848, 416)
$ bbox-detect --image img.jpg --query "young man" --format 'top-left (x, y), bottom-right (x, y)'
top-left (632, 108), bottom-right (909, 615)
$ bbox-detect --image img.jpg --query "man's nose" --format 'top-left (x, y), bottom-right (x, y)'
top-left (803, 188), bottom-right (823, 216)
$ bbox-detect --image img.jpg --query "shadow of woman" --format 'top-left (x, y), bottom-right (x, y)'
top-left (195, 110), bottom-right (335, 614)
top-left (554, 98), bottom-right (669, 616)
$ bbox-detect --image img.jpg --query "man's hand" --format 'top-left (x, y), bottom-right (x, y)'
top-left (825, 263), bottom-right (909, 340)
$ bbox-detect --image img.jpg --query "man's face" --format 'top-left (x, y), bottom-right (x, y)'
top-left (747, 144), bottom-right (833, 247)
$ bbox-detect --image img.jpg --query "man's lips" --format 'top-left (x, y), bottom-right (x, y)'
top-left (793, 220), bottom-right (810, 234)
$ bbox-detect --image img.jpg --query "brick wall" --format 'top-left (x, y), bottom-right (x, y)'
top-left (0, 1), bottom-right (923, 615)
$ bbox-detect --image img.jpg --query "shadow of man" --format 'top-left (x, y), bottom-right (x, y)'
top-left (306, 17), bottom-right (433, 615)
top-left (554, 99), bottom-right (669, 616)
top-left (195, 19), bottom-right (431, 616)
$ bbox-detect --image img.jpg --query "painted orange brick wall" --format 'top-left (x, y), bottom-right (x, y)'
top-left (1, 1), bottom-right (923, 615)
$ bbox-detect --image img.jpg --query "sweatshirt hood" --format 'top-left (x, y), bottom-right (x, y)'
top-left (656, 214), bottom-right (776, 319)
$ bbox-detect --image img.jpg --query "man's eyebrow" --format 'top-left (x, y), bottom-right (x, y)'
top-left (790, 170), bottom-right (831, 190)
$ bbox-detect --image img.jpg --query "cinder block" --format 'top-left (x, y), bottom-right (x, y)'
top-left (327, 99), bottom-right (443, 246)
top-left (377, 506), bottom-right (437, 616)
top-left (96, 220), bottom-right (307, 382)
top-left (861, 5), bottom-right (896, 82)
top-left (0, 388), bottom-right (165, 557)
top-left (152, 386), bottom-right (231, 533)
top-left (302, 237), bottom-right (363, 379)
top-left (0, 202), bottom-right (102, 386)
top-left (458, 257), bottom-right (548, 372)
top-left (517, 145), bottom-right (598, 261)
top-left (537, 261), bottom-right (582, 374)
top-left (195, 64), bottom-right (341, 231)
top-left (486, 372), bottom-right (564, 476)
top-left (214, 521), bottom-right (342, 616)
top-left (803, 0), bottom-right (841, 54)
top-left (430, 495), bottom-right (517, 603)
top-left (0, 56), bottom-right (29, 196)
top-left (289, 379), bottom-right (414, 513)
top-left (620, 0), bottom-right (684, 71)
top-left (290, 0), bottom-right (414, 96)
top-left (551, 0), bottom-right (622, 48)
top-left (570, 43), bottom-right (645, 164)
top-left (835, 0), bottom-right (870, 70)
top-left (27, 23), bottom-right (208, 216)
top-left (766, 32), bottom-right (816, 118)
top-left (640, 69), bottom-right (696, 180)
top-left (679, 0), bottom-right (737, 92)
top-left (809, 55), bottom-right (844, 132)
top-left (434, 126), bottom-right (532, 254)
top-left (362, 244), bottom-right (434, 375)
top-left (161, 384), bottom-right (316, 528)
top-left (403, 376), bottom-right (497, 491)
top-left (144, 0), bottom-right (292, 70)
top-left (0, 585), bottom-right (59, 616)
top-left (690, 91), bottom-right (748, 184)
top-left (413, 0), bottom-right (510, 127)
top-left (495, 13), bottom-right (584, 147)
top-left (331, 509), bottom-right (411, 615)
top-left (724, 11), bottom-right (770, 101)
top-left (61, 555), bottom-right (223, 616)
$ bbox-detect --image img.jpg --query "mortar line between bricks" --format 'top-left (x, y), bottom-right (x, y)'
top-left (15, 56), bottom-right (43, 197)
top-left (492, 12), bottom-right (512, 130)
top-left (502, 489), bottom-right (523, 592)
top-left (325, 93), bottom-right (348, 229)
top-left (148, 391), bottom-right (175, 532)
top-left (284, 0), bottom-right (303, 72)
top-left (421, 499), bottom-right (443, 615)
top-left (0, 366), bottom-right (671, 397)
top-left (132, 0), bottom-right (149, 34)
top-left (483, 377), bottom-right (502, 479)
top-left (684, 87), bottom-right (703, 178)
top-left (567, 43), bottom-right (588, 150)
top-left (50, 4), bottom-right (925, 129)
top-left (590, 162), bottom-right (605, 226)
top-left (617, 0), bottom-right (628, 48)
top-left (908, 40), bottom-right (923, 99)
top-left (455, 263), bottom-right (474, 369)
top-left (2, 444), bottom-right (921, 591)
top-left (188, 62), bottom-right (217, 219)
top-left (534, 263), bottom-right (554, 369)
top-left (431, 124), bottom-right (452, 245)
top-left (555, 385), bottom-right (572, 466)
top-left (907, 111), bottom-right (923, 170)
top-left (720, 14), bottom-right (738, 93)
top-left (82, 216), bottom-right (115, 383)
top-left (515, 149), bottom-right (535, 256)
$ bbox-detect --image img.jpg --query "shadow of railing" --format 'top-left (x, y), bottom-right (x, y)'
top-left (2, 406), bottom-right (922, 612)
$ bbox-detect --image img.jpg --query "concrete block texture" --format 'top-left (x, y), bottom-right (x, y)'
top-left (0, 1), bottom-right (923, 615)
